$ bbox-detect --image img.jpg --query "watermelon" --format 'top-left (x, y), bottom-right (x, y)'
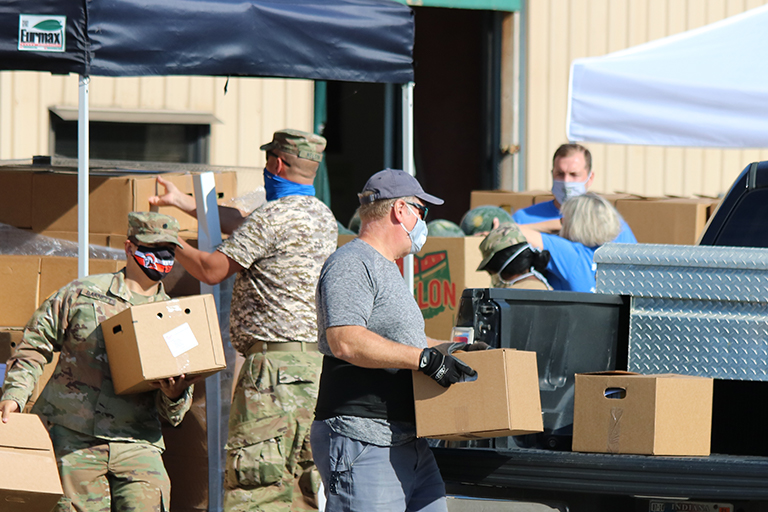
top-left (347, 210), bottom-right (361, 234)
top-left (427, 219), bottom-right (465, 237)
top-left (459, 205), bottom-right (513, 235)
top-left (337, 220), bottom-right (355, 236)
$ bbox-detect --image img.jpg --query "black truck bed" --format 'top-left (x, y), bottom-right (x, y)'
top-left (434, 446), bottom-right (768, 500)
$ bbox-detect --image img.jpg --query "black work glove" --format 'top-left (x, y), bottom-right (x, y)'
top-left (434, 341), bottom-right (491, 356)
top-left (418, 347), bottom-right (477, 388)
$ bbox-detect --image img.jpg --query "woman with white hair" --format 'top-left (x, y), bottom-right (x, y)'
top-left (517, 192), bottom-right (621, 292)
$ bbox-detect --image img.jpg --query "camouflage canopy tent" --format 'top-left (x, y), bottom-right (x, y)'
top-left (0, 2), bottom-right (414, 510)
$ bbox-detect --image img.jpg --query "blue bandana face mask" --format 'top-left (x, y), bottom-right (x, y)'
top-left (263, 168), bottom-right (315, 201)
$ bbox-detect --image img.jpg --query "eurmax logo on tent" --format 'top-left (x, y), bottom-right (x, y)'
top-left (19, 15), bottom-right (66, 53)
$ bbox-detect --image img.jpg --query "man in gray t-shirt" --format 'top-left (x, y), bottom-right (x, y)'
top-left (310, 169), bottom-right (480, 512)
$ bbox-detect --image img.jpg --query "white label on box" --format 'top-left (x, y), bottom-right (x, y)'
top-left (162, 323), bottom-right (199, 358)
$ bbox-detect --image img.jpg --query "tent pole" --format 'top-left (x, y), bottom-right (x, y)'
top-left (192, 173), bottom-right (224, 512)
top-left (402, 82), bottom-right (415, 295)
top-left (78, 75), bottom-right (90, 278)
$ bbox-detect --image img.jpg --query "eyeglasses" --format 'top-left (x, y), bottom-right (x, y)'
top-left (266, 151), bottom-right (291, 167)
top-left (406, 201), bottom-right (429, 221)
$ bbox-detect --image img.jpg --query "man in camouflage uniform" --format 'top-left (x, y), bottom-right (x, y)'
top-left (157, 129), bottom-right (337, 511)
top-left (0, 212), bottom-right (198, 512)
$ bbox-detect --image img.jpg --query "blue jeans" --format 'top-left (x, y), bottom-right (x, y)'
top-left (310, 421), bottom-right (447, 512)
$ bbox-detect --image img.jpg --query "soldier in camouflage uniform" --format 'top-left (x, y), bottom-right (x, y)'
top-left (0, 212), bottom-right (198, 512)
top-left (159, 129), bottom-right (337, 511)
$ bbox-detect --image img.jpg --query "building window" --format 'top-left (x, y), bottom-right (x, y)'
top-left (49, 108), bottom-right (215, 164)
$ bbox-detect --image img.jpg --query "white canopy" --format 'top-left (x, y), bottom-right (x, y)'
top-left (567, 4), bottom-right (768, 148)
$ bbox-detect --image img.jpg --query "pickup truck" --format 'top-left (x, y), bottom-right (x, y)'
top-left (434, 161), bottom-right (768, 512)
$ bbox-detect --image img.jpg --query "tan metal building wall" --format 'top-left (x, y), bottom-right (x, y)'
top-left (526, 0), bottom-right (768, 197)
top-left (0, 72), bottom-right (314, 195)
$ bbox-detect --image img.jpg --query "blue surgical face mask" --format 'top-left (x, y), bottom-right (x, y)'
top-left (552, 172), bottom-right (592, 205)
top-left (263, 168), bottom-right (315, 201)
top-left (400, 204), bottom-right (428, 254)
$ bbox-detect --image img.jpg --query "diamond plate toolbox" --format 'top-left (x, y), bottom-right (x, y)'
top-left (595, 243), bottom-right (768, 381)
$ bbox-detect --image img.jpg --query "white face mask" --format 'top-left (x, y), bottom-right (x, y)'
top-left (552, 172), bottom-right (592, 205)
top-left (492, 270), bottom-right (551, 290)
top-left (490, 243), bottom-right (530, 287)
top-left (400, 204), bottom-right (428, 254)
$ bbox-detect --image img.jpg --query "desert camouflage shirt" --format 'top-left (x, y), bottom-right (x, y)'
top-left (218, 195), bottom-right (337, 352)
top-left (1, 270), bottom-right (192, 450)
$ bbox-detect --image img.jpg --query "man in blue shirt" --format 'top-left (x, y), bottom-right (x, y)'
top-left (513, 143), bottom-right (636, 244)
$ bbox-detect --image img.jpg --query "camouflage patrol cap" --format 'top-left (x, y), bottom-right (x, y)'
top-left (259, 129), bottom-right (327, 163)
top-left (477, 223), bottom-right (527, 271)
top-left (127, 212), bottom-right (182, 248)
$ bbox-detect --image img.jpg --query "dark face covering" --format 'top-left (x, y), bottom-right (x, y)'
top-left (133, 245), bottom-right (175, 281)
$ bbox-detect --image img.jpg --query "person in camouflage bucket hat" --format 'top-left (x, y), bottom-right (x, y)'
top-left (478, 222), bottom-right (552, 290)
top-left (1, 211), bottom-right (198, 512)
top-left (147, 128), bottom-right (337, 511)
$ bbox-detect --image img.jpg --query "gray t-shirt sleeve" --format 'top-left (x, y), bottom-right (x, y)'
top-left (316, 239), bottom-right (427, 356)
top-left (317, 250), bottom-right (374, 330)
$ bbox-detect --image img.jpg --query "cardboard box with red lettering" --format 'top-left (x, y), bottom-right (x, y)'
top-left (337, 235), bottom-right (490, 340)
top-left (102, 294), bottom-right (227, 394)
top-left (0, 412), bottom-right (64, 512)
top-left (572, 372), bottom-right (713, 456)
top-left (413, 348), bottom-right (543, 440)
top-left (404, 236), bottom-right (491, 340)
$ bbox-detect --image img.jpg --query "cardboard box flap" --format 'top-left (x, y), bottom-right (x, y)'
top-left (0, 413), bottom-right (54, 451)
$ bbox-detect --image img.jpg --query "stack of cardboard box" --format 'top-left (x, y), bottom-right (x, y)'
top-left (0, 162), bottom-right (237, 247)
top-left (0, 256), bottom-right (124, 411)
top-left (0, 160), bottom-right (239, 511)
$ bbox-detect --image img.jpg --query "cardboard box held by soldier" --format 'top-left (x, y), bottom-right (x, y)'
top-left (0, 412), bottom-right (64, 512)
top-left (102, 294), bottom-right (226, 394)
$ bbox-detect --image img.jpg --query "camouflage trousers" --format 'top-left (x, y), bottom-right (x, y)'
top-left (49, 424), bottom-right (170, 512)
top-left (224, 350), bottom-right (323, 512)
